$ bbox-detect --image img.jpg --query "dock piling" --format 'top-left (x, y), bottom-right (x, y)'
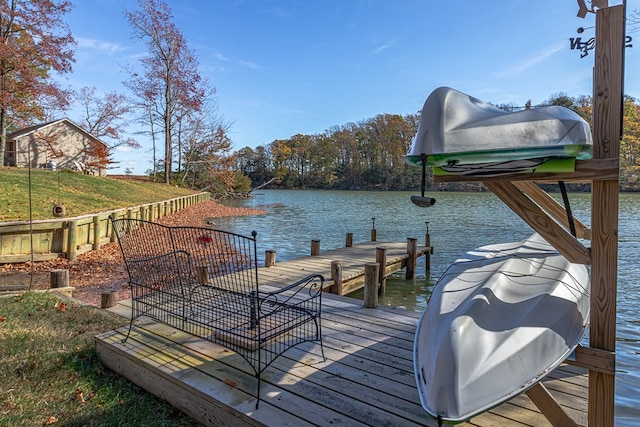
top-left (376, 247), bottom-right (387, 296)
top-left (406, 238), bottom-right (417, 280)
top-left (331, 260), bottom-right (343, 295)
top-left (363, 262), bottom-right (379, 308)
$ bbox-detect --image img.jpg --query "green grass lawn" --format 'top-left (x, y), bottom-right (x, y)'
top-left (0, 292), bottom-right (200, 426)
top-left (0, 168), bottom-right (199, 221)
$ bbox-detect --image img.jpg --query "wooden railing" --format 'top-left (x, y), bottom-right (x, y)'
top-left (0, 192), bottom-right (209, 264)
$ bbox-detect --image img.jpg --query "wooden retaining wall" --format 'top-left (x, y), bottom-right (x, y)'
top-left (0, 192), bottom-right (209, 264)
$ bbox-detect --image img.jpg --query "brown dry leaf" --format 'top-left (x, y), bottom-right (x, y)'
top-left (43, 416), bottom-right (58, 425)
top-left (223, 378), bottom-right (237, 388)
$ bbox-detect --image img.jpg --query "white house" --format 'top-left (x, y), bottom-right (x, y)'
top-left (4, 118), bottom-right (108, 176)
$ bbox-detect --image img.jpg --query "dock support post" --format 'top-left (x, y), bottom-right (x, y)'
top-left (425, 221), bottom-right (431, 272)
top-left (363, 262), bottom-right (379, 308)
top-left (311, 240), bottom-right (320, 256)
top-left (376, 247), bottom-right (387, 296)
top-left (345, 233), bottom-right (353, 247)
top-left (265, 250), bottom-right (276, 267)
top-left (331, 260), bottom-right (343, 295)
top-left (406, 238), bottom-right (417, 280)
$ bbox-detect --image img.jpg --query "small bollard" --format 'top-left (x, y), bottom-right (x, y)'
top-left (311, 240), bottom-right (321, 256)
top-left (345, 232), bottom-right (353, 248)
top-left (265, 250), bottom-right (276, 267)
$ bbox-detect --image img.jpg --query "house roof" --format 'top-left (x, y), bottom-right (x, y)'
top-left (7, 118), bottom-right (108, 147)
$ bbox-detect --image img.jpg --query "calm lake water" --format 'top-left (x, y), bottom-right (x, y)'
top-left (216, 189), bottom-right (640, 426)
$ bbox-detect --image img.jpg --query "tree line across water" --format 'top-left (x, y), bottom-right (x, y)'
top-left (229, 94), bottom-right (640, 194)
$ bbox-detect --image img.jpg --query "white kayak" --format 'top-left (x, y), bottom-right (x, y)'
top-left (404, 87), bottom-right (592, 176)
top-left (414, 233), bottom-right (590, 423)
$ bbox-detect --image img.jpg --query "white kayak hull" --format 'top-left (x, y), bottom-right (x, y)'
top-left (414, 234), bottom-right (590, 423)
top-left (404, 87), bottom-right (592, 176)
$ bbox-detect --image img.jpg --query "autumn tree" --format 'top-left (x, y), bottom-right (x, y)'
top-left (0, 0), bottom-right (75, 165)
top-left (76, 86), bottom-right (139, 151)
top-left (125, 0), bottom-right (205, 184)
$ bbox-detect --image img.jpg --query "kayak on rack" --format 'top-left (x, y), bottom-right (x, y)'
top-left (413, 233), bottom-right (590, 423)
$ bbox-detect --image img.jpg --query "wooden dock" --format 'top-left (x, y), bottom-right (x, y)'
top-left (97, 293), bottom-right (588, 427)
top-left (257, 240), bottom-right (432, 296)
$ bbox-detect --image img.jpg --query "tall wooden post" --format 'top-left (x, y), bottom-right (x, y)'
top-left (345, 232), bottom-right (353, 247)
top-left (331, 260), bottom-right (343, 295)
top-left (406, 238), bottom-right (417, 279)
top-left (376, 247), bottom-right (387, 296)
top-left (589, 5), bottom-right (623, 427)
top-left (363, 263), bottom-right (379, 308)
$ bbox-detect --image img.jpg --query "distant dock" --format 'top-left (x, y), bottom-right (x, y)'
top-left (257, 234), bottom-right (433, 297)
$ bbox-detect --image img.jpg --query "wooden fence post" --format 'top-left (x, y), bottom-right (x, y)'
top-left (265, 250), bottom-right (276, 267)
top-left (67, 220), bottom-right (78, 261)
top-left (406, 237), bottom-right (417, 280)
top-left (93, 215), bottom-right (101, 250)
top-left (376, 247), bottom-right (387, 296)
top-left (363, 262), bottom-right (379, 308)
top-left (331, 260), bottom-right (343, 295)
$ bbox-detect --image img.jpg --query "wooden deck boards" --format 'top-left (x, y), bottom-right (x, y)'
top-left (97, 294), bottom-right (588, 427)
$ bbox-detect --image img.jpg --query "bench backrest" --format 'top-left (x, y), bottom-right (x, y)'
top-left (111, 217), bottom-right (260, 295)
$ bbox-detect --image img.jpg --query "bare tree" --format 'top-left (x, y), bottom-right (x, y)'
top-left (125, 0), bottom-right (205, 184)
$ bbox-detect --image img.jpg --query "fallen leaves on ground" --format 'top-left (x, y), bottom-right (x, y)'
top-left (1, 200), bottom-right (267, 307)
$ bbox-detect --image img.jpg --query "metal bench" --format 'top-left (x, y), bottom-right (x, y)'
top-left (109, 216), bottom-right (325, 408)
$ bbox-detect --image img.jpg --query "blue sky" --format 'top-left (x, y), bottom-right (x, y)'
top-left (63, 0), bottom-right (639, 174)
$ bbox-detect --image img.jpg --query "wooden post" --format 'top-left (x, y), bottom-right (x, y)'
top-left (363, 262), bottom-right (379, 308)
top-left (311, 240), bottom-right (320, 256)
top-left (265, 250), bottom-right (276, 267)
top-left (371, 217), bottom-right (377, 241)
top-left (331, 260), bottom-right (343, 295)
top-left (589, 6), bottom-right (623, 427)
top-left (406, 237), bottom-right (417, 280)
top-left (67, 220), bottom-right (77, 261)
top-left (197, 266), bottom-right (209, 284)
top-left (376, 247), bottom-right (387, 296)
top-left (345, 232), bottom-right (353, 248)
top-left (50, 269), bottom-right (69, 288)
top-left (93, 215), bottom-right (101, 250)
top-left (425, 231), bottom-right (432, 271)
top-left (101, 291), bottom-right (117, 309)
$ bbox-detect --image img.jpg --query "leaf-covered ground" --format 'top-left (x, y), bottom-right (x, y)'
top-left (0, 200), bottom-right (266, 306)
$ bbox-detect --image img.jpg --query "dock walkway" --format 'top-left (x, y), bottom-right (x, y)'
top-left (257, 241), bottom-right (431, 295)
top-left (97, 293), bottom-right (587, 427)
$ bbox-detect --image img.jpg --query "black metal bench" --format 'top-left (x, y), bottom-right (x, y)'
top-left (109, 216), bottom-right (324, 408)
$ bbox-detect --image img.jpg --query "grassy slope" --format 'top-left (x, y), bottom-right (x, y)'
top-left (0, 168), bottom-right (199, 221)
top-left (0, 292), bottom-right (199, 426)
